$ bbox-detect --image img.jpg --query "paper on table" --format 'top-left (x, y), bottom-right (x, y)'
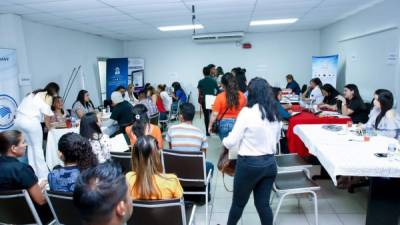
top-left (205, 95), bottom-right (216, 110)
top-left (110, 134), bottom-right (130, 152)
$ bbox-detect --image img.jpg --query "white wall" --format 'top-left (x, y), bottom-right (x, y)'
top-left (22, 19), bottom-right (123, 107)
top-left (124, 31), bottom-right (320, 107)
top-left (320, 0), bottom-right (400, 101)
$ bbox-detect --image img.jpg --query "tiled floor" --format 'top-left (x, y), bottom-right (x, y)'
top-left (181, 115), bottom-right (370, 225)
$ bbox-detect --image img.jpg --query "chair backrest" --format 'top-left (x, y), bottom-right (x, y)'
top-left (0, 190), bottom-right (43, 225)
top-left (45, 191), bottom-right (83, 225)
top-left (127, 198), bottom-right (187, 225)
top-left (150, 112), bottom-right (160, 125)
top-left (111, 152), bottom-right (132, 174)
top-left (161, 149), bottom-right (206, 187)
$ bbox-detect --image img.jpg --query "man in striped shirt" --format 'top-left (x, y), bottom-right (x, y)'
top-left (166, 103), bottom-right (214, 202)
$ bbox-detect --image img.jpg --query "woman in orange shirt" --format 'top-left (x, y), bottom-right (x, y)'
top-left (209, 73), bottom-right (247, 140)
top-left (125, 104), bottom-right (163, 149)
top-left (126, 135), bottom-right (183, 200)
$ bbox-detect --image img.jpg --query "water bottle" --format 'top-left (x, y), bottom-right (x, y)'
top-left (71, 117), bottom-right (77, 128)
top-left (387, 143), bottom-right (397, 161)
top-left (365, 125), bottom-right (374, 137)
top-left (106, 105), bottom-right (110, 113)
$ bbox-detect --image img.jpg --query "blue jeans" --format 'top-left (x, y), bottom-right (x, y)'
top-left (218, 118), bottom-right (236, 140)
top-left (227, 155), bottom-right (277, 225)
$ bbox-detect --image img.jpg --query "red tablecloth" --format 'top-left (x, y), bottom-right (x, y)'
top-left (286, 110), bottom-right (351, 157)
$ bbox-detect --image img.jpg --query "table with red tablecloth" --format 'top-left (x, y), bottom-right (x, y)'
top-left (286, 108), bottom-right (351, 157)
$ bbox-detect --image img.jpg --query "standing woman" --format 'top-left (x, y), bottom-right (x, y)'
top-left (336, 84), bottom-right (369, 124)
top-left (71, 90), bottom-right (95, 119)
top-left (14, 82), bottom-right (60, 179)
top-left (208, 73), bottom-right (246, 139)
top-left (223, 77), bottom-right (282, 225)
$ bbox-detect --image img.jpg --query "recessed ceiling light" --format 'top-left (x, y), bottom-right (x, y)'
top-left (158, 24), bottom-right (204, 32)
top-left (250, 18), bottom-right (298, 26)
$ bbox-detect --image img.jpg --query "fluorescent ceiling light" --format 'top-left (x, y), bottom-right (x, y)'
top-left (250, 18), bottom-right (298, 26)
top-left (158, 24), bottom-right (204, 31)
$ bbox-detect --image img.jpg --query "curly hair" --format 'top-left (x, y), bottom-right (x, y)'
top-left (58, 132), bottom-right (98, 171)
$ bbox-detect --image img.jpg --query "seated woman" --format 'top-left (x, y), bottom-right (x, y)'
top-left (48, 132), bottom-right (98, 192)
top-left (363, 89), bottom-right (400, 138)
top-left (302, 78), bottom-right (324, 105)
top-left (318, 84), bottom-right (340, 110)
top-left (336, 84), bottom-right (369, 124)
top-left (171, 82), bottom-right (187, 113)
top-left (272, 87), bottom-right (291, 120)
top-left (0, 130), bottom-right (52, 223)
top-left (80, 112), bottom-right (112, 163)
top-left (72, 90), bottom-right (95, 119)
top-left (50, 96), bottom-right (67, 123)
top-left (125, 104), bottom-right (163, 149)
top-left (126, 135), bottom-right (183, 200)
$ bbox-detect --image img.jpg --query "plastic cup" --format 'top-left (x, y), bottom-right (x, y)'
top-left (65, 119), bottom-right (72, 128)
top-left (347, 121), bottom-right (353, 128)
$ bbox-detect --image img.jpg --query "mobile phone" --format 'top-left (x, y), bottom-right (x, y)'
top-left (374, 153), bottom-right (387, 158)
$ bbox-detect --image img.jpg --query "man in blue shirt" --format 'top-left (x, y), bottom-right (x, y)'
top-left (285, 74), bottom-right (301, 95)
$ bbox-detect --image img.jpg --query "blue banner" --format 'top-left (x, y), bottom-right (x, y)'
top-left (106, 58), bottom-right (128, 99)
top-left (312, 55), bottom-right (338, 87)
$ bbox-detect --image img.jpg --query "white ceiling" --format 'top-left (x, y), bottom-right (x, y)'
top-left (0, 0), bottom-right (383, 41)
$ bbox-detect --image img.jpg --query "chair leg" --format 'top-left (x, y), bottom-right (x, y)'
top-left (270, 191), bottom-right (275, 205)
top-left (273, 192), bottom-right (290, 225)
top-left (311, 191), bottom-right (318, 225)
top-left (205, 186), bottom-right (209, 225)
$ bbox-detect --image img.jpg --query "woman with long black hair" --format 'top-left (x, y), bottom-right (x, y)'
top-left (223, 77), bottom-right (282, 225)
top-left (336, 84), bottom-right (369, 123)
top-left (363, 89), bottom-right (400, 138)
top-left (318, 83), bottom-right (340, 110)
top-left (72, 90), bottom-right (95, 119)
top-left (208, 73), bottom-right (246, 139)
top-left (80, 112), bottom-right (112, 163)
top-left (14, 82), bottom-right (60, 179)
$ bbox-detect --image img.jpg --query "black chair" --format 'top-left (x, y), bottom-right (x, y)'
top-left (127, 198), bottom-right (196, 225)
top-left (111, 151), bottom-right (132, 174)
top-left (0, 189), bottom-right (54, 225)
top-left (149, 112), bottom-right (160, 126)
top-left (45, 190), bottom-right (83, 225)
top-left (161, 149), bottom-right (212, 225)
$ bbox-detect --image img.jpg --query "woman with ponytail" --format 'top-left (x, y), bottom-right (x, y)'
top-left (48, 132), bottom-right (98, 192)
top-left (208, 73), bottom-right (247, 140)
top-left (125, 104), bottom-right (163, 149)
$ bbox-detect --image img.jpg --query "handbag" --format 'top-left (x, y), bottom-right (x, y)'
top-left (217, 147), bottom-right (237, 192)
top-left (211, 107), bottom-right (229, 133)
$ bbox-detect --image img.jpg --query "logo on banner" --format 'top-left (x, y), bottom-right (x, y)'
top-left (115, 67), bottom-right (120, 75)
top-left (0, 94), bottom-right (18, 129)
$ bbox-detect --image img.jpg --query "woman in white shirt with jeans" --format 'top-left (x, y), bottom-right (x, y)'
top-left (223, 77), bottom-right (282, 225)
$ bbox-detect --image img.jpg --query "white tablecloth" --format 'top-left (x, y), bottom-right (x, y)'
top-left (46, 127), bottom-right (80, 170)
top-left (294, 124), bottom-right (400, 185)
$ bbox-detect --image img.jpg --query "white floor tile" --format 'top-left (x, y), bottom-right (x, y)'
top-left (337, 214), bottom-right (366, 225)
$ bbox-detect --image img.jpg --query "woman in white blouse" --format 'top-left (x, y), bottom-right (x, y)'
top-left (364, 89), bottom-right (400, 138)
top-left (79, 112), bottom-right (111, 163)
top-left (223, 77), bottom-right (282, 225)
top-left (14, 82), bottom-right (60, 179)
top-left (303, 78), bottom-right (324, 105)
